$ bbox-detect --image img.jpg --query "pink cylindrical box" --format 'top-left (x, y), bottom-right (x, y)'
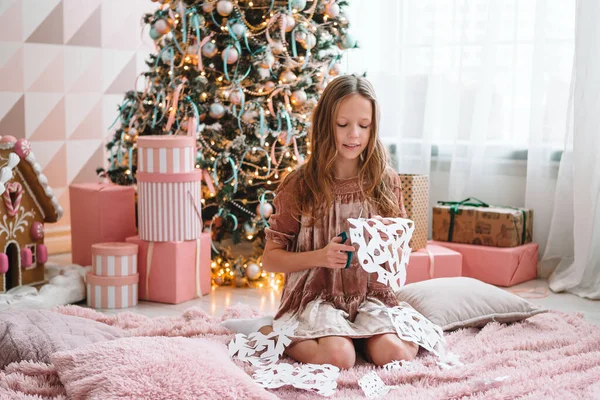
top-left (86, 273), bottom-right (139, 309)
top-left (137, 171), bottom-right (202, 242)
top-left (91, 242), bottom-right (138, 277)
top-left (137, 135), bottom-right (196, 174)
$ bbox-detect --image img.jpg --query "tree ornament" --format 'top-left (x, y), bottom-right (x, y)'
top-left (153, 19), bottom-right (171, 35)
top-left (258, 67), bottom-right (271, 79)
top-left (231, 23), bottom-right (246, 39)
top-left (301, 33), bottom-right (317, 50)
top-left (280, 70), bottom-right (297, 84)
top-left (325, 2), bottom-right (340, 18)
top-left (291, 90), bottom-right (307, 106)
top-left (257, 202), bottom-right (274, 218)
top-left (202, 1), bottom-right (216, 13)
top-left (264, 81), bottom-right (276, 91)
top-left (292, 0), bottom-right (307, 11)
top-left (149, 27), bottom-right (161, 40)
top-left (296, 31), bottom-right (308, 42)
top-left (242, 110), bottom-right (258, 124)
top-left (214, 275), bottom-right (224, 285)
top-left (271, 42), bottom-right (285, 55)
top-left (260, 53), bottom-right (275, 69)
top-left (341, 34), bottom-right (357, 49)
top-left (243, 222), bottom-right (257, 235)
top-left (234, 275), bottom-right (248, 287)
top-left (246, 262), bottom-right (261, 280)
top-left (202, 42), bottom-right (218, 58)
top-left (216, 0), bottom-right (233, 16)
top-left (283, 14), bottom-right (296, 32)
top-left (329, 63), bottom-right (342, 76)
top-left (209, 103), bottom-right (226, 119)
top-left (229, 90), bottom-right (243, 105)
top-left (222, 47), bottom-right (239, 64)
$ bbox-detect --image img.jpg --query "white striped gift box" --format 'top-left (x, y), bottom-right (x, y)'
top-left (137, 136), bottom-right (196, 174)
top-left (91, 243), bottom-right (138, 277)
top-left (86, 273), bottom-right (139, 309)
top-left (137, 171), bottom-right (202, 242)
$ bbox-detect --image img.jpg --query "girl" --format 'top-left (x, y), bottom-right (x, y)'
top-left (223, 75), bottom-right (418, 369)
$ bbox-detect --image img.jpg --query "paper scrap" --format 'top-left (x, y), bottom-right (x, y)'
top-left (348, 217), bottom-right (414, 291)
top-left (254, 363), bottom-right (340, 397)
top-left (383, 359), bottom-right (418, 372)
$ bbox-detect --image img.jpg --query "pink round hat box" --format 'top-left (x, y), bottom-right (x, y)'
top-left (136, 171), bottom-right (202, 242)
top-left (86, 272), bottom-right (139, 309)
top-left (91, 242), bottom-right (138, 277)
top-left (137, 135), bottom-right (196, 174)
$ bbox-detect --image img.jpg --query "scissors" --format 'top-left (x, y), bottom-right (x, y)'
top-left (337, 207), bottom-right (363, 269)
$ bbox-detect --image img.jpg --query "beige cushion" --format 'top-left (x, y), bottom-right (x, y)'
top-left (396, 277), bottom-right (547, 331)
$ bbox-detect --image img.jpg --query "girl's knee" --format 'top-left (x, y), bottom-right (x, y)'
top-left (324, 339), bottom-right (356, 369)
top-left (372, 340), bottom-right (418, 366)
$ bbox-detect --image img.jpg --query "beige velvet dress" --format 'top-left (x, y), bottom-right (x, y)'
top-left (265, 170), bottom-right (408, 345)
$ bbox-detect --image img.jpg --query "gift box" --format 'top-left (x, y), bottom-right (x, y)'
top-left (399, 174), bottom-right (429, 251)
top-left (137, 171), bottom-right (202, 242)
top-left (137, 135), bottom-right (196, 174)
top-left (430, 240), bottom-right (538, 286)
top-left (91, 242), bottom-right (138, 277)
top-left (126, 233), bottom-right (211, 304)
top-left (405, 243), bottom-right (462, 285)
top-left (432, 197), bottom-right (533, 247)
top-left (86, 273), bottom-right (139, 309)
top-left (69, 184), bottom-right (137, 266)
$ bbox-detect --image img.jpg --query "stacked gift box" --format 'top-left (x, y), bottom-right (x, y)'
top-left (127, 135), bottom-right (211, 304)
top-left (431, 197), bottom-right (538, 286)
top-left (86, 242), bottom-right (139, 309)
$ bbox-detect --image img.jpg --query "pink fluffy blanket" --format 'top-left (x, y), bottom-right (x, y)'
top-left (1, 305), bottom-right (600, 399)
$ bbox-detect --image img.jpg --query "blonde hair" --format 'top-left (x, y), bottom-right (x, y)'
top-left (285, 75), bottom-right (400, 223)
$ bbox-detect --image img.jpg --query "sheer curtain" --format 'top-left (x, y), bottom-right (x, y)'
top-left (341, 0), bottom-right (599, 295)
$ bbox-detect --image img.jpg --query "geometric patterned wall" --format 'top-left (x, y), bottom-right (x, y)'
top-left (0, 0), bottom-right (155, 237)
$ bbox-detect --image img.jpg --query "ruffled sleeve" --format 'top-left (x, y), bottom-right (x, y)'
top-left (264, 173), bottom-right (301, 250)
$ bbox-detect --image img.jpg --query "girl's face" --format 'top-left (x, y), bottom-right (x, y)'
top-left (334, 94), bottom-right (372, 162)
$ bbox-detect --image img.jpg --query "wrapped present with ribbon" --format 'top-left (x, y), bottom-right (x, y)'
top-left (126, 233), bottom-right (211, 304)
top-left (399, 174), bottom-right (429, 251)
top-left (404, 243), bottom-right (462, 287)
top-left (432, 197), bottom-right (533, 248)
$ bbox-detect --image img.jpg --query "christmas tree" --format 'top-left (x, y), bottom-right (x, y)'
top-left (101, 0), bottom-right (356, 287)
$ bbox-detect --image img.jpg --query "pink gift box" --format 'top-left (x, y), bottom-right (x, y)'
top-left (126, 233), bottom-right (212, 304)
top-left (137, 171), bottom-right (202, 242)
top-left (91, 243), bottom-right (138, 277)
top-left (406, 243), bottom-right (463, 284)
top-left (69, 183), bottom-right (137, 267)
top-left (86, 273), bottom-right (139, 309)
top-left (430, 241), bottom-right (538, 286)
top-left (137, 135), bottom-right (196, 174)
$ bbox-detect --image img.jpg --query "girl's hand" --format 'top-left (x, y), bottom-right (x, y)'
top-left (319, 236), bottom-right (355, 269)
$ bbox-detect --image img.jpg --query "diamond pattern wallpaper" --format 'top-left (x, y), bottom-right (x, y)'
top-left (0, 0), bottom-right (155, 243)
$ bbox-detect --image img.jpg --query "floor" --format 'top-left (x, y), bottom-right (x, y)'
top-left (49, 253), bottom-right (600, 326)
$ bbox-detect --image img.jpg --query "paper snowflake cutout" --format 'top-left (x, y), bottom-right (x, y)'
top-left (228, 322), bottom-right (297, 367)
top-left (348, 217), bottom-right (415, 291)
top-left (384, 305), bottom-right (446, 358)
top-left (383, 359), bottom-right (418, 372)
top-left (254, 363), bottom-right (339, 397)
top-left (358, 371), bottom-right (397, 398)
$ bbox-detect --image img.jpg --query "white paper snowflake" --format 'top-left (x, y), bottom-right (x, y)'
top-left (228, 322), bottom-right (297, 367)
top-left (253, 363), bottom-right (340, 397)
top-left (348, 217), bottom-right (414, 291)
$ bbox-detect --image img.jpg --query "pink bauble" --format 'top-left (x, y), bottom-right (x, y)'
top-left (31, 221), bottom-right (44, 240)
top-left (21, 248), bottom-right (33, 268)
top-left (216, 0), bottom-right (233, 16)
top-left (229, 91), bottom-right (243, 105)
top-left (325, 2), bottom-right (340, 18)
top-left (153, 19), bottom-right (171, 35)
top-left (283, 14), bottom-right (296, 32)
top-left (0, 253), bottom-right (7, 274)
top-left (256, 202), bottom-right (274, 218)
top-left (0, 135), bottom-right (17, 144)
top-left (37, 244), bottom-right (48, 264)
top-left (15, 138), bottom-right (31, 159)
top-left (222, 47), bottom-right (239, 64)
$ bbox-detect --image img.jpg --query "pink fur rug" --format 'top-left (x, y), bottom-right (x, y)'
top-left (1, 305), bottom-right (600, 399)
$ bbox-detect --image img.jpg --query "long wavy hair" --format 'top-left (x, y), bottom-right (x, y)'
top-left (285, 75), bottom-right (401, 223)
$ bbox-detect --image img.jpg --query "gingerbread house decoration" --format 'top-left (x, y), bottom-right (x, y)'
top-left (0, 136), bottom-right (63, 293)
